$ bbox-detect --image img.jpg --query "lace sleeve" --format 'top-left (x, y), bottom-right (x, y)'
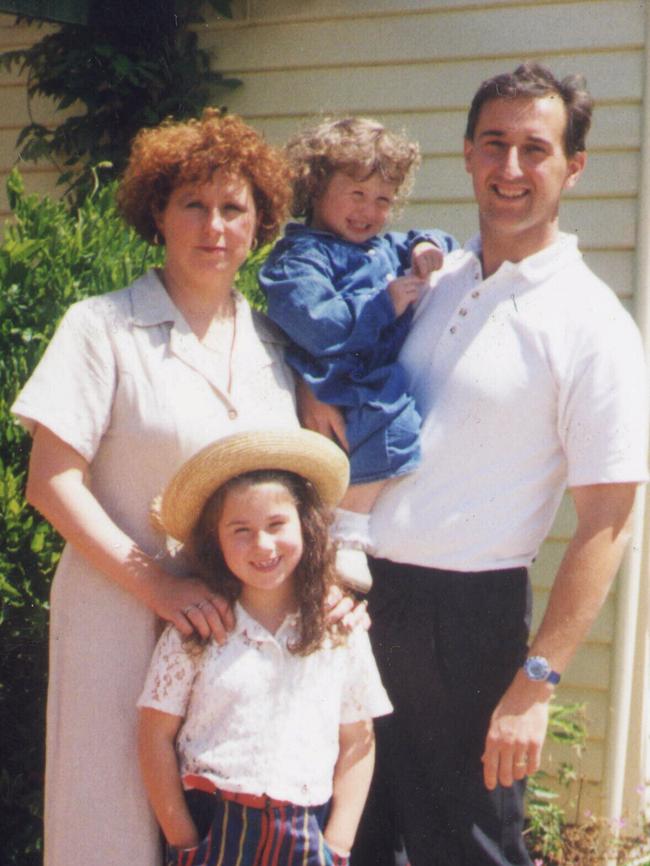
top-left (137, 624), bottom-right (198, 717)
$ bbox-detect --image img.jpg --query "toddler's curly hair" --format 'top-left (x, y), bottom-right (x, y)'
top-left (286, 116), bottom-right (421, 220)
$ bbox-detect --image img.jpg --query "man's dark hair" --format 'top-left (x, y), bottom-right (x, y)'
top-left (465, 62), bottom-right (594, 155)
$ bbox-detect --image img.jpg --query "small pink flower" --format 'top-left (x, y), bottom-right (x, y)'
top-left (636, 784), bottom-right (646, 794)
top-left (534, 859), bottom-right (544, 866)
top-left (584, 809), bottom-right (593, 818)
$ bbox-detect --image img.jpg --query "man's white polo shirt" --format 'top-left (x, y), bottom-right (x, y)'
top-left (371, 233), bottom-right (648, 572)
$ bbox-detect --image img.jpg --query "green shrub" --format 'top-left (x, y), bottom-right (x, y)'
top-left (0, 170), bottom-right (164, 865)
top-left (0, 169), bottom-right (268, 864)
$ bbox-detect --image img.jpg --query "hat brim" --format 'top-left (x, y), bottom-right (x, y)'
top-left (160, 428), bottom-right (350, 542)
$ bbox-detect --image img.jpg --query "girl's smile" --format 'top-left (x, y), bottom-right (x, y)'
top-left (310, 170), bottom-right (397, 244)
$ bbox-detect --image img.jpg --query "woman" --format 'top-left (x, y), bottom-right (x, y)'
top-left (13, 111), bottom-right (353, 866)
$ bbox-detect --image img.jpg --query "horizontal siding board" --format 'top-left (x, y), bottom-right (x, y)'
top-left (0, 127), bottom-right (21, 163)
top-left (531, 542), bottom-right (569, 590)
top-left (228, 0), bottom-right (568, 20)
top-left (546, 494), bottom-right (578, 540)
top-left (250, 103), bottom-right (641, 154)
top-left (395, 198), bottom-right (636, 248)
top-left (1, 61), bottom-right (31, 86)
top-left (542, 737), bottom-right (604, 782)
top-left (531, 587), bottom-right (616, 644)
top-left (559, 685), bottom-right (609, 740)
top-left (219, 52), bottom-right (643, 116)
top-left (207, 1), bottom-right (643, 71)
top-left (563, 643), bottom-right (611, 691)
top-left (0, 14), bottom-right (56, 45)
top-left (413, 151), bottom-right (639, 201)
top-left (0, 84), bottom-right (77, 127)
top-left (591, 103), bottom-right (641, 150)
top-left (582, 251), bottom-right (635, 298)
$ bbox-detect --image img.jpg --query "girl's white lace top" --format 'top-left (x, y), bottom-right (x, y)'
top-left (138, 603), bottom-right (392, 805)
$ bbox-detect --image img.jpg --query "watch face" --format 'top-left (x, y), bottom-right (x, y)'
top-left (525, 656), bottom-right (550, 681)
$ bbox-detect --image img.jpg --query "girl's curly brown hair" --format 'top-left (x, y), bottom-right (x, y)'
top-left (117, 109), bottom-right (293, 247)
top-left (286, 116), bottom-right (421, 221)
top-left (188, 469), bottom-right (342, 656)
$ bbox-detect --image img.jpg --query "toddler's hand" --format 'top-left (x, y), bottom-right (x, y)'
top-left (411, 241), bottom-right (444, 278)
top-left (387, 274), bottom-right (427, 317)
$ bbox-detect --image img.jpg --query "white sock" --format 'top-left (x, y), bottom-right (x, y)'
top-left (332, 509), bottom-right (373, 551)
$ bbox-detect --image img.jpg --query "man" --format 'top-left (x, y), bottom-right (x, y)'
top-left (305, 63), bottom-right (648, 866)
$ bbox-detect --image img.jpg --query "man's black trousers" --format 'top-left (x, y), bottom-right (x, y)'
top-left (352, 558), bottom-right (535, 866)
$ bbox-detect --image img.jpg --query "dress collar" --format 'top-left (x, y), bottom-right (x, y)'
top-left (466, 232), bottom-right (582, 285)
top-left (128, 268), bottom-right (285, 345)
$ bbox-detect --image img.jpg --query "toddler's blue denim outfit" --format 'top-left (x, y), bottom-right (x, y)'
top-left (260, 223), bottom-right (458, 484)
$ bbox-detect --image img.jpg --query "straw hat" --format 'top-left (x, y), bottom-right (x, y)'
top-left (159, 428), bottom-right (350, 542)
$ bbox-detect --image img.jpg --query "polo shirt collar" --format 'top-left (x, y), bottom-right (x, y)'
top-left (466, 232), bottom-right (581, 285)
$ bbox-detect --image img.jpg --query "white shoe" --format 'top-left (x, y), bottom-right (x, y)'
top-left (335, 545), bottom-right (373, 594)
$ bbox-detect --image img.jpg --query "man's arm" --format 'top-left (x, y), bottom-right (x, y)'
top-left (482, 482), bottom-right (638, 790)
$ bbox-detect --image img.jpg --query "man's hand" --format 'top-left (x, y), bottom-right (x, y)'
top-left (482, 672), bottom-right (551, 789)
top-left (325, 584), bottom-right (371, 631)
top-left (411, 241), bottom-right (444, 278)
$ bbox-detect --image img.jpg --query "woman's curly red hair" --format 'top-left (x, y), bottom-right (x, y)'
top-left (118, 109), bottom-right (293, 246)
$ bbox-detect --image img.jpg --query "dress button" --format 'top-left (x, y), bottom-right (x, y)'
top-left (228, 409), bottom-right (238, 420)
top-left (459, 308), bottom-right (468, 317)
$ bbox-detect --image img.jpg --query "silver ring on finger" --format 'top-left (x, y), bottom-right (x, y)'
top-left (182, 604), bottom-right (196, 615)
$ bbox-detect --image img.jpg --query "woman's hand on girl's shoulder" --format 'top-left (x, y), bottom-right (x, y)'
top-left (325, 584), bottom-right (370, 631)
top-left (150, 570), bottom-right (235, 644)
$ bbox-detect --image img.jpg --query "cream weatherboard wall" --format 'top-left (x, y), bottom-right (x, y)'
top-left (0, 15), bottom-right (61, 217)
top-left (1, 0), bottom-right (649, 826)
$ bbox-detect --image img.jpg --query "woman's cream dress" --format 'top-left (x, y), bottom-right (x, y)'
top-left (12, 270), bottom-right (298, 866)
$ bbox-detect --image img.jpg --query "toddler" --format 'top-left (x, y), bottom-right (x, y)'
top-left (138, 428), bottom-right (392, 866)
top-left (260, 117), bottom-right (458, 590)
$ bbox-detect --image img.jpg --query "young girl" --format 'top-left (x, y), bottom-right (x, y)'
top-left (259, 117), bottom-right (458, 590)
top-left (138, 428), bottom-right (392, 866)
